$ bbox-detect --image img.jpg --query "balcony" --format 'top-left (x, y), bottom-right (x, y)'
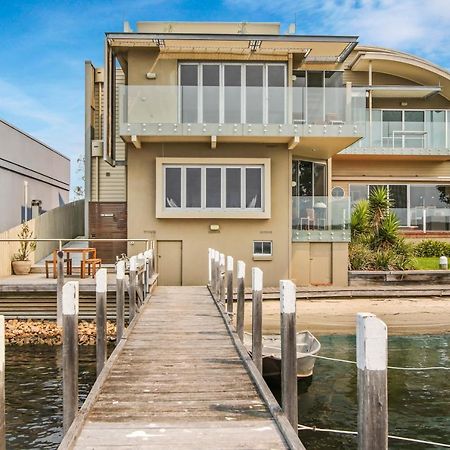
top-left (119, 86), bottom-right (366, 156)
top-left (343, 109), bottom-right (450, 157)
top-left (292, 196), bottom-right (350, 242)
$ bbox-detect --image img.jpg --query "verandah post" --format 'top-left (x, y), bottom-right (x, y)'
top-left (116, 260), bottom-right (125, 342)
top-left (357, 313), bottom-right (388, 450)
top-left (280, 279), bottom-right (298, 429)
top-left (62, 281), bottom-right (79, 435)
top-left (251, 267), bottom-right (263, 374)
top-left (96, 268), bottom-right (108, 377)
top-left (236, 260), bottom-right (245, 341)
top-left (226, 255), bottom-right (234, 316)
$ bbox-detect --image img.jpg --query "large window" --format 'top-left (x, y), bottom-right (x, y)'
top-left (179, 63), bottom-right (286, 124)
top-left (163, 163), bottom-right (265, 212)
top-left (350, 184), bottom-right (450, 230)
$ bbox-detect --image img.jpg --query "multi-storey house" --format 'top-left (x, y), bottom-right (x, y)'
top-left (85, 21), bottom-right (450, 286)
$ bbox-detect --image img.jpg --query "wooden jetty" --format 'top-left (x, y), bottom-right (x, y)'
top-left (60, 286), bottom-right (303, 449)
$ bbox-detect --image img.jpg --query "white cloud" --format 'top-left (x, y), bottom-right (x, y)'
top-left (223, 0), bottom-right (450, 67)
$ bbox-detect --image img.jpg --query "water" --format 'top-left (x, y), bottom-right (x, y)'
top-left (4, 336), bottom-right (450, 449)
top-left (269, 334), bottom-right (450, 449)
top-left (5, 345), bottom-right (97, 449)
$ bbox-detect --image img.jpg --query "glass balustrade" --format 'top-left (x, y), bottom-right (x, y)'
top-left (119, 86), bottom-right (366, 137)
top-left (349, 109), bottom-right (450, 152)
top-left (292, 196), bottom-right (351, 242)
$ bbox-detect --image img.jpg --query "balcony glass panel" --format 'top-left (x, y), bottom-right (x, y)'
top-left (119, 85), bottom-right (366, 136)
top-left (292, 196), bottom-right (350, 241)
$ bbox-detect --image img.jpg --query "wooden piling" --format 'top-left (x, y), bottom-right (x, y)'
top-left (208, 248), bottom-right (213, 286)
top-left (280, 279), bottom-right (298, 429)
top-left (96, 268), bottom-right (108, 377)
top-left (214, 251), bottom-right (220, 297)
top-left (236, 261), bottom-right (245, 341)
top-left (219, 253), bottom-right (225, 305)
top-left (357, 312), bottom-right (388, 450)
top-left (62, 281), bottom-right (79, 435)
top-left (0, 316), bottom-right (4, 450)
top-left (56, 250), bottom-right (64, 327)
top-left (226, 255), bottom-right (234, 315)
top-left (129, 256), bottom-right (137, 321)
top-left (116, 261), bottom-right (125, 342)
top-left (251, 267), bottom-right (263, 374)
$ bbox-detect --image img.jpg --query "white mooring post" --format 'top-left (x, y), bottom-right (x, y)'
top-left (56, 250), bottom-right (65, 327)
top-left (129, 256), bottom-right (137, 321)
top-left (62, 281), bottom-right (79, 435)
top-left (226, 256), bottom-right (234, 315)
top-left (214, 251), bottom-right (220, 297)
top-left (357, 313), bottom-right (388, 450)
top-left (210, 249), bottom-right (215, 292)
top-left (0, 315), bottom-right (5, 450)
top-left (280, 280), bottom-right (298, 429)
top-left (96, 268), bottom-right (108, 377)
top-left (144, 249), bottom-right (153, 294)
top-left (251, 267), bottom-right (263, 374)
top-left (236, 261), bottom-right (246, 341)
top-left (219, 253), bottom-right (226, 305)
top-left (208, 248), bottom-right (212, 286)
top-left (116, 261), bottom-right (125, 343)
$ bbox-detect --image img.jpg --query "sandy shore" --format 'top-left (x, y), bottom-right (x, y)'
top-left (243, 297), bottom-right (450, 336)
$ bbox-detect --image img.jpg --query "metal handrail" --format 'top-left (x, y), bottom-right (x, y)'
top-left (0, 238), bottom-right (153, 251)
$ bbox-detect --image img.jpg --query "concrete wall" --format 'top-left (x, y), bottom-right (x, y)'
top-left (0, 200), bottom-right (84, 277)
top-left (127, 142), bottom-right (291, 286)
top-left (0, 119), bottom-right (70, 232)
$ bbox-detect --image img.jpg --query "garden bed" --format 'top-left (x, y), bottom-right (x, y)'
top-left (349, 269), bottom-right (450, 286)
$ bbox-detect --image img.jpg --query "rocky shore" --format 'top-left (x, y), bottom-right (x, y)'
top-left (5, 319), bottom-right (117, 345)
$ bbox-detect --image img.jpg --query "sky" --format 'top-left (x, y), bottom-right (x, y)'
top-left (0, 0), bottom-right (449, 197)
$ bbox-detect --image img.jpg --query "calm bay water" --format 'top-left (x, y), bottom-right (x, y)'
top-left (4, 335), bottom-right (450, 449)
top-left (269, 334), bottom-right (450, 449)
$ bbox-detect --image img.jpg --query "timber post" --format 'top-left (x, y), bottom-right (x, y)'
top-left (357, 312), bottom-right (388, 450)
top-left (214, 250), bottom-right (220, 297)
top-left (251, 267), bottom-right (263, 374)
top-left (129, 255), bottom-right (137, 321)
top-left (62, 281), bottom-right (79, 435)
top-left (280, 279), bottom-right (298, 429)
top-left (219, 253), bottom-right (225, 305)
top-left (96, 268), bottom-right (108, 377)
top-left (56, 250), bottom-right (64, 327)
top-left (116, 260), bottom-right (125, 342)
top-left (236, 260), bottom-right (245, 341)
top-left (0, 316), bottom-right (4, 450)
top-left (226, 255), bottom-right (234, 316)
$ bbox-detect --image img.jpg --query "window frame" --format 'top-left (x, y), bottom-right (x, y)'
top-left (156, 157), bottom-right (271, 219)
top-left (253, 240), bottom-right (273, 259)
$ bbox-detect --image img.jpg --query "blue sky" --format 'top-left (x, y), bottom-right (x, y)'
top-left (0, 0), bottom-right (449, 196)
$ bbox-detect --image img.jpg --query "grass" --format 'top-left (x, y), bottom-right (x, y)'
top-left (414, 257), bottom-right (442, 270)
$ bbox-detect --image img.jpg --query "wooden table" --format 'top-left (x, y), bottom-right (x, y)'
top-left (52, 248), bottom-right (97, 279)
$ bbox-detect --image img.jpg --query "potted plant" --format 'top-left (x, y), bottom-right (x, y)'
top-left (11, 222), bottom-right (37, 275)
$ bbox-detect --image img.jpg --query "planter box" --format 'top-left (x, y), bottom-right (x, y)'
top-left (349, 270), bottom-right (450, 286)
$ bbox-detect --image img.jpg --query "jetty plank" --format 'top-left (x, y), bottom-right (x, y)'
top-left (62, 286), bottom-right (297, 449)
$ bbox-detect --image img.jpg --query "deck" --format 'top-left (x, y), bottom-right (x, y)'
top-left (60, 286), bottom-right (302, 449)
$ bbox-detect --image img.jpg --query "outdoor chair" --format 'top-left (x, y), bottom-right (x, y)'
top-left (45, 257), bottom-right (73, 279)
top-left (300, 208), bottom-right (315, 230)
top-left (82, 258), bottom-right (102, 278)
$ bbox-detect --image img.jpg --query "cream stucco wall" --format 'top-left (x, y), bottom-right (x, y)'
top-left (127, 142), bottom-right (292, 286)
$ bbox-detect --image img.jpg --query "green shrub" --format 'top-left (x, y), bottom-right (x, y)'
top-left (413, 240), bottom-right (450, 258)
top-left (348, 242), bottom-right (375, 270)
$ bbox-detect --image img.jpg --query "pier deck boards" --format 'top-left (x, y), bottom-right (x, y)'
top-left (66, 286), bottom-right (292, 449)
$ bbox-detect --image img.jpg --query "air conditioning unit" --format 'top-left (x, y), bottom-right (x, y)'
top-left (91, 140), bottom-right (103, 157)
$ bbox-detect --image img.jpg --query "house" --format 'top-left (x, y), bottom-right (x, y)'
top-left (0, 119), bottom-right (70, 232)
top-left (84, 21), bottom-right (450, 286)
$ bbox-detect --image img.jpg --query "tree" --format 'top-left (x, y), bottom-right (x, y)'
top-left (349, 186), bottom-right (414, 270)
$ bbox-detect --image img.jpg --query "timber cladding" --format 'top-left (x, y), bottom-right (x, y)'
top-left (89, 202), bottom-right (127, 263)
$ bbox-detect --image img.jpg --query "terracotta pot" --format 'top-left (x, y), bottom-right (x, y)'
top-left (12, 260), bottom-right (32, 275)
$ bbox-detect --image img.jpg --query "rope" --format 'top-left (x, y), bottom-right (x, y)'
top-left (298, 424), bottom-right (450, 447)
top-left (311, 354), bottom-right (450, 370)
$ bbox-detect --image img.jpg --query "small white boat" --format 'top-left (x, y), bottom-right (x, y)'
top-left (243, 331), bottom-right (321, 378)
